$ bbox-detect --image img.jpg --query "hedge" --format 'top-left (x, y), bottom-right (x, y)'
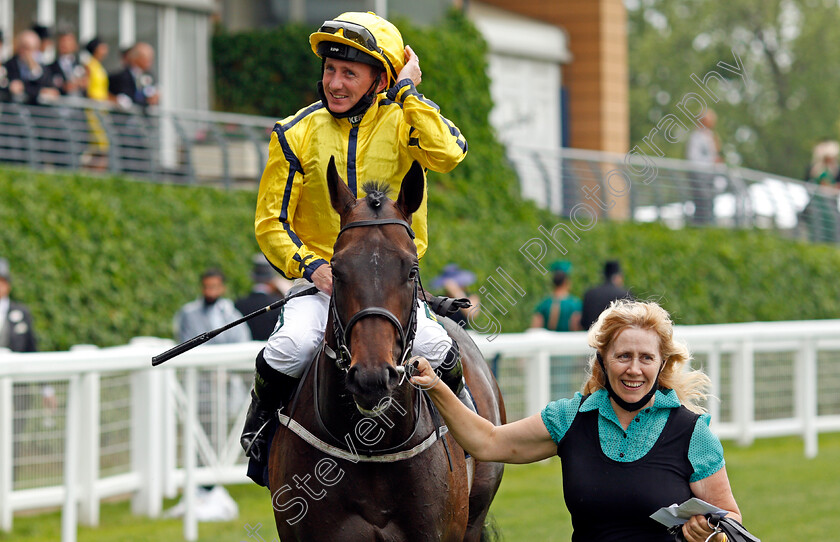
top-left (2, 12), bottom-right (839, 350)
top-left (3, 166), bottom-right (840, 352)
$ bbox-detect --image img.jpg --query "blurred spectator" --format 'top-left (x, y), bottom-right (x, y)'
top-left (429, 263), bottom-right (479, 329)
top-left (685, 109), bottom-right (722, 225)
top-left (580, 260), bottom-right (633, 330)
top-left (3, 30), bottom-right (59, 105)
top-left (84, 37), bottom-right (109, 101)
top-left (235, 255), bottom-right (292, 341)
top-left (174, 268), bottom-right (251, 344)
top-left (805, 139), bottom-right (840, 187)
top-left (0, 257), bottom-right (37, 352)
top-left (800, 139), bottom-right (840, 243)
top-left (109, 42), bottom-right (158, 108)
top-left (31, 24), bottom-right (52, 63)
top-left (0, 30), bottom-right (8, 101)
top-left (47, 31), bottom-right (86, 96)
top-left (530, 260), bottom-right (582, 332)
top-left (81, 37), bottom-right (111, 170)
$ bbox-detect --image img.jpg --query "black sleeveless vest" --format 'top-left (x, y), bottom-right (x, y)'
top-left (558, 401), bottom-right (699, 542)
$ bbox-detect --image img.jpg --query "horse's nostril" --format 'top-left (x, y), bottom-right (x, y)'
top-left (386, 365), bottom-right (399, 389)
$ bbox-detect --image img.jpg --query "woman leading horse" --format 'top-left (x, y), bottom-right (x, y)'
top-left (268, 159), bottom-right (505, 541)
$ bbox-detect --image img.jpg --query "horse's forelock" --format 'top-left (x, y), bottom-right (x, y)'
top-left (361, 181), bottom-right (392, 214)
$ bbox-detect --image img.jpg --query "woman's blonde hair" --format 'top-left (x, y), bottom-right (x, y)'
top-left (582, 299), bottom-right (710, 414)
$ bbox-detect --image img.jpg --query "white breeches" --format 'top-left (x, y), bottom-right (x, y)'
top-left (263, 281), bottom-right (452, 378)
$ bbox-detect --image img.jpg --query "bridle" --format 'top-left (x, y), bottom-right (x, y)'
top-left (324, 218), bottom-right (419, 374)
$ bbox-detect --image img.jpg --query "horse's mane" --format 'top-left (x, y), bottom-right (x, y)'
top-left (361, 181), bottom-right (392, 214)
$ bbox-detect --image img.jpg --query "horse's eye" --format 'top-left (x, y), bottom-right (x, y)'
top-left (408, 267), bottom-right (418, 281)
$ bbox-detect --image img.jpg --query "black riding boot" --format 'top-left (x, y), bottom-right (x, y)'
top-left (436, 340), bottom-right (475, 413)
top-left (240, 349), bottom-right (300, 464)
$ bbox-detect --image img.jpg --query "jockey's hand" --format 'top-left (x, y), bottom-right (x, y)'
top-left (311, 264), bottom-right (333, 295)
top-left (397, 45), bottom-right (422, 88)
top-left (408, 356), bottom-right (443, 392)
top-left (681, 514), bottom-right (722, 542)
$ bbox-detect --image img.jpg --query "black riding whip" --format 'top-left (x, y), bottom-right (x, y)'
top-left (151, 286), bottom-right (319, 366)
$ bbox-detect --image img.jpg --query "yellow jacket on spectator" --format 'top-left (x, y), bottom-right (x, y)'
top-left (255, 79), bottom-right (467, 280)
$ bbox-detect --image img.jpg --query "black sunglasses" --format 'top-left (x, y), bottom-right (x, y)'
top-left (319, 20), bottom-right (379, 53)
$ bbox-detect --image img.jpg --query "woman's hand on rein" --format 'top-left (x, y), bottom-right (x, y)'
top-left (681, 514), bottom-right (721, 542)
top-left (408, 356), bottom-right (443, 391)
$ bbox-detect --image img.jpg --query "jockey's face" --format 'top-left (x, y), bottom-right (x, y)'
top-left (322, 57), bottom-right (384, 114)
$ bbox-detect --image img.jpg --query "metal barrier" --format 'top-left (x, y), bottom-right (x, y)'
top-left (2, 321), bottom-right (840, 540)
top-left (0, 98), bottom-right (277, 188)
top-left (3, 100), bottom-right (839, 243)
top-left (507, 145), bottom-right (840, 244)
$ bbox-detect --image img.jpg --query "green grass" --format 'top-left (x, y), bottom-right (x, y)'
top-left (3, 434), bottom-right (839, 541)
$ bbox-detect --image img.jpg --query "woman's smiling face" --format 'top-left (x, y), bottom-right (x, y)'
top-left (604, 326), bottom-right (663, 408)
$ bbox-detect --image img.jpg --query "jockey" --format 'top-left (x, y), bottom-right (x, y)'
top-left (241, 12), bottom-right (470, 465)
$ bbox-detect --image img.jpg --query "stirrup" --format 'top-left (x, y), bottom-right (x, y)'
top-left (243, 416), bottom-right (276, 460)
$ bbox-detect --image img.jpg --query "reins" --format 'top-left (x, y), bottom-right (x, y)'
top-left (279, 215), bottom-right (450, 464)
top-left (325, 217), bottom-right (419, 373)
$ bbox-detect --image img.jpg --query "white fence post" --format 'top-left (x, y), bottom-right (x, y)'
top-left (526, 349), bottom-right (551, 418)
top-left (706, 343), bottom-right (721, 427)
top-left (61, 376), bottom-right (80, 542)
top-left (78, 372), bottom-right (100, 526)
top-left (131, 369), bottom-right (164, 517)
top-left (162, 368), bottom-right (178, 499)
top-left (734, 339), bottom-right (755, 447)
top-left (799, 338), bottom-right (818, 458)
top-left (0, 377), bottom-right (12, 532)
top-left (183, 367), bottom-right (198, 541)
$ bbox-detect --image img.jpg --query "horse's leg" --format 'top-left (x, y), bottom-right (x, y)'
top-left (463, 461), bottom-right (505, 541)
top-left (449, 320), bottom-right (507, 542)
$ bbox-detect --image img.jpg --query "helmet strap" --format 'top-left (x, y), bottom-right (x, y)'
top-left (597, 352), bottom-right (662, 412)
top-left (317, 70), bottom-right (382, 121)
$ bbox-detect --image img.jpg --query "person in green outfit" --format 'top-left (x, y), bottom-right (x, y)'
top-left (531, 260), bottom-right (582, 332)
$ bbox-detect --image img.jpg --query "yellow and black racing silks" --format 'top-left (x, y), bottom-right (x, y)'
top-left (255, 80), bottom-right (467, 280)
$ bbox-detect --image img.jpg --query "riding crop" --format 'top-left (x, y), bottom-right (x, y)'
top-left (151, 286), bottom-right (319, 366)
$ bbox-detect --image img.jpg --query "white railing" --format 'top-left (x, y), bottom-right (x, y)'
top-left (2, 320), bottom-right (840, 540)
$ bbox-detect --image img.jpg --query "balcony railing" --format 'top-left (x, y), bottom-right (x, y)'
top-left (3, 99), bottom-right (839, 243)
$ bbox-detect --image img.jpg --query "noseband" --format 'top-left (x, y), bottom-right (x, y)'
top-left (326, 218), bottom-right (419, 372)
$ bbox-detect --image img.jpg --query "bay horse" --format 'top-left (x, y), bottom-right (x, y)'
top-left (268, 158), bottom-right (506, 541)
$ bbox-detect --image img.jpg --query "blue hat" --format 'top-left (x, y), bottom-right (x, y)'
top-left (550, 260), bottom-right (572, 274)
top-left (430, 264), bottom-right (476, 289)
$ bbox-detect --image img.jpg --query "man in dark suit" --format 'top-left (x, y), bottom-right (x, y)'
top-left (108, 42), bottom-right (158, 107)
top-left (3, 30), bottom-right (58, 105)
top-left (0, 258), bottom-right (37, 352)
top-left (580, 260), bottom-right (632, 330)
top-left (235, 255), bottom-right (290, 341)
top-left (47, 31), bottom-right (85, 96)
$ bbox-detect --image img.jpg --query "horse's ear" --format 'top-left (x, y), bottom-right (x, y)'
top-left (327, 156), bottom-right (355, 215)
top-left (396, 161), bottom-right (425, 218)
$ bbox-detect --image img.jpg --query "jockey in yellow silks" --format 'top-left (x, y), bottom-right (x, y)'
top-left (241, 11), bottom-right (469, 472)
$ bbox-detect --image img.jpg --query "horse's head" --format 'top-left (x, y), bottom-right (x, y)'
top-left (326, 156), bottom-right (425, 415)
